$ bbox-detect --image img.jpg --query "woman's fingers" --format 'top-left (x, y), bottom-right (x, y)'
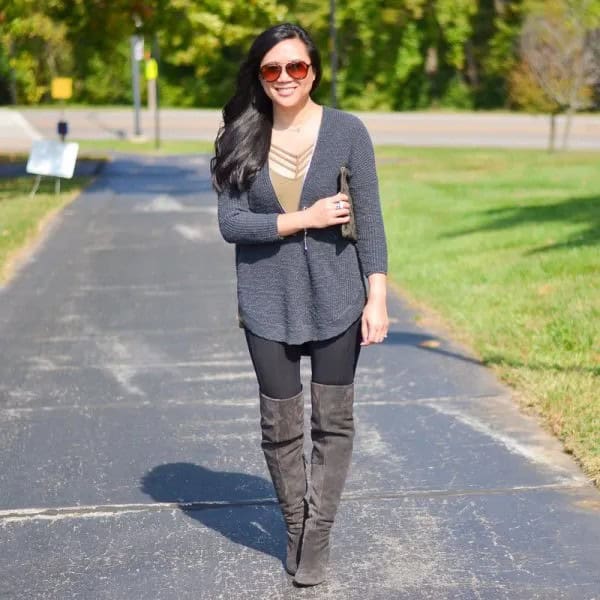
top-left (373, 327), bottom-right (387, 343)
top-left (330, 194), bottom-right (349, 211)
top-left (312, 194), bottom-right (350, 228)
top-left (361, 317), bottom-right (389, 346)
top-left (326, 194), bottom-right (350, 225)
top-left (360, 316), bottom-right (370, 346)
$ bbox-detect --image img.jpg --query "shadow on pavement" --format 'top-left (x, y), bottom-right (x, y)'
top-left (384, 330), bottom-right (484, 367)
top-left (0, 158), bottom-right (106, 178)
top-left (88, 154), bottom-right (214, 196)
top-left (140, 463), bottom-right (285, 564)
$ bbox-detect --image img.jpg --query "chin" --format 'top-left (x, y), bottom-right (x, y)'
top-left (271, 94), bottom-right (308, 109)
top-left (273, 99), bottom-right (300, 109)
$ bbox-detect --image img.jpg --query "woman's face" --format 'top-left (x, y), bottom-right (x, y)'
top-left (258, 38), bottom-right (316, 110)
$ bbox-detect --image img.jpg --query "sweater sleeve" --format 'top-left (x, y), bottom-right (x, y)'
top-left (217, 187), bottom-right (283, 245)
top-left (347, 118), bottom-right (388, 277)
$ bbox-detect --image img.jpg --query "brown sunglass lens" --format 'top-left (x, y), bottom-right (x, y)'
top-left (287, 61), bottom-right (309, 79)
top-left (260, 64), bottom-right (282, 82)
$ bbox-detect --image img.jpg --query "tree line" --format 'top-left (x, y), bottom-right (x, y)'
top-left (1, 0), bottom-right (598, 114)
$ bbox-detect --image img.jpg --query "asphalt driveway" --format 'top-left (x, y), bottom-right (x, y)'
top-left (1, 154), bottom-right (599, 599)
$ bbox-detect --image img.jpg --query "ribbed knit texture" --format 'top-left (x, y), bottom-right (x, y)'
top-left (217, 106), bottom-right (387, 344)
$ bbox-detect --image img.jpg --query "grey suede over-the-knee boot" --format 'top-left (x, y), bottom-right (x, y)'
top-left (259, 389), bottom-right (307, 575)
top-left (293, 381), bottom-right (355, 587)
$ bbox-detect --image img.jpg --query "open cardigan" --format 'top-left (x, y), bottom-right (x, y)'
top-left (217, 105), bottom-right (388, 345)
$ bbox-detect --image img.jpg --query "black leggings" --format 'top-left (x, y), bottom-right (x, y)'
top-left (244, 317), bottom-right (363, 399)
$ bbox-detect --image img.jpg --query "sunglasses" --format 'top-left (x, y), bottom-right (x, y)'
top-left (259, 60), bottom-right (312, 83)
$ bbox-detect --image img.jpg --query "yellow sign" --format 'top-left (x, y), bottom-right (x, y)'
top-left (51, 77), bottom-right (73, 100)
top-left (145, 59), bottom-right (158, 80)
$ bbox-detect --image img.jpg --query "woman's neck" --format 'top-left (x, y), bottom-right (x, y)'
top-left (272, 98), bottom-right (320, 131)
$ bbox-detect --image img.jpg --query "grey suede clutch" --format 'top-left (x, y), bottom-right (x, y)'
top-left (339, 166), bottom-right (357, 241)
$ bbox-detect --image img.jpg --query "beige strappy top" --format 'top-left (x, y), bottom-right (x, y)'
top-left (268, 142), bottom-right (315, 212)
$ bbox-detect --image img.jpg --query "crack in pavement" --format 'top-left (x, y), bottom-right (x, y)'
top-left (0, 482), bottom-right (591, 525)
top-left (0, 393), bottom-right (512, 414)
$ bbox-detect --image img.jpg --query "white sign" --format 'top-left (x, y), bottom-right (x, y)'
top-left (26, 140), bottom-right (79, 179)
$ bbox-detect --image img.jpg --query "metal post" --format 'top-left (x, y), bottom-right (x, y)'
top-left (130, 35), bottom-right (142, 137)
top-left (330, 0), bottom-right (337, 108)
top-left (29, 175), bottom-right (42, 198)
top-left (153, 35), bottom-right (161, 150)
top-left (147, 77), bottom-right (156, 113)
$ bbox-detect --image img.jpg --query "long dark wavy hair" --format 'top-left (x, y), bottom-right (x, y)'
top-left (210, 23), bottom-right (322, 194)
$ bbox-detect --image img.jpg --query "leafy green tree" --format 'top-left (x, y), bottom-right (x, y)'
top-left (152, 0), bottom-right (288, 106)
top-left (519, 0), bottom-right (600, 149)
top-left (48, 0), bottom-right (153, 104)
top-left (2, 0), bottom-right (597, 112)
top-left (0, 0), bottom-right (72, 103)
top-left (467, 0), bottom-right (524, 108)
top-left (328, 0), bottom-right (478, 110)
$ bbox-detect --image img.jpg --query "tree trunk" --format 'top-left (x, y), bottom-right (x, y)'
top-left (8, 40), bottom-right (17, 105)
top-left (562, 106), bottom-right (574, 150)
top-left (465, 40), bottom-right (479, 87)
top-left (548, 112), bottom-right (556, 152)
top-left (9, 74), bottom-right (17, 105)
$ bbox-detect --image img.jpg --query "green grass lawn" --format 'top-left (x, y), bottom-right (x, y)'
top-left (74, 139), bottom-right (214, 155)
top-left (0, 175), bottom-right (89, 284)
top-left (377, 146), bottom-right (599, 485)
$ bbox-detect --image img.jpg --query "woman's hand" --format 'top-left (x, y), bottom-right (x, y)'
top-left (305, 193), bottom-right (350, 229)
top-left (361, 273), bottom-right (389, 346)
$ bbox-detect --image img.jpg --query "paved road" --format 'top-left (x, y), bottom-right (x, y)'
top-left (1, 155), bottom-right (599, 599)
top-left (3, 107), bottom-right (600, 150)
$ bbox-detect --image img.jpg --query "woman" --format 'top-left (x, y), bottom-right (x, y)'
top-left (210, 23), bottom-right (388, 586)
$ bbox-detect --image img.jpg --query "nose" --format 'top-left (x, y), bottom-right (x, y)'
top-left (276, 69), bottom-right (293, 83)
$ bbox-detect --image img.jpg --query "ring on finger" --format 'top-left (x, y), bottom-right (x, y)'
top-left (335, 200), bottom-right (342, 210)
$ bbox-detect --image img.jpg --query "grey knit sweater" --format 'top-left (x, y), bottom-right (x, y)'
top-left (217, 105), bottom-right (387, 344)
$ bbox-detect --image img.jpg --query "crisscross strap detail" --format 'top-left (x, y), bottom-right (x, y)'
top-left (269, 142), bottom-right (315, 179)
